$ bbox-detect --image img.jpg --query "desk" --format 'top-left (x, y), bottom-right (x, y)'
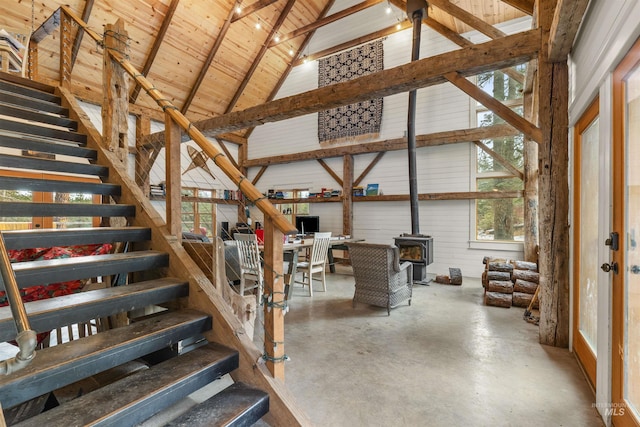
top-left (260, 238), bottom-right (362, 299)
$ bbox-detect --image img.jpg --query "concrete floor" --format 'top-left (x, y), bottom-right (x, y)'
top-left (253, 265), bottom-right (604, 427)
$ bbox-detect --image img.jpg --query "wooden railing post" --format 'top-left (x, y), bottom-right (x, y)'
top-left (59, 10), bottom-right (72, 88)
top-left (135, 115), bottom-right (152, 199)
top-left (263, 217), bottom-right (286, 380)
top-left (102, 19), bottom-right (129, 166)
top-left (27, 40), bottom-right (38, 81)
top-left (165, 114), bottom-right (182, 238)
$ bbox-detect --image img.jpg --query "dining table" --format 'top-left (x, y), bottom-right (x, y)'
top-left (259, 237), bottom-right (363, 299)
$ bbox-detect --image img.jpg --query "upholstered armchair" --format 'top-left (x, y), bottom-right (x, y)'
top-left (346, 242), bottom-right (413, 315)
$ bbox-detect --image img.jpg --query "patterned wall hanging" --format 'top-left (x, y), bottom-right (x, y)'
top-left (318, 40), bottom-right (383, 145)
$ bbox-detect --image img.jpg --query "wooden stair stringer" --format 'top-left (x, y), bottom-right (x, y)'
top-left (58, 87), bottom-right (311, 426)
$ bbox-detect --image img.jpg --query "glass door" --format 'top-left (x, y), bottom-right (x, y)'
top-left (573, 98), bottom-right (600, 388)
top-left (612, 38), bottom-right (640, 426)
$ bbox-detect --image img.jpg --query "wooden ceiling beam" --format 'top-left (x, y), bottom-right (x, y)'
top-left (428, 0), bottom-right (507, 39)
top-left (548, 0), bottom-right (590, 62)
top-left (244, 124), bottom-right (520, 167)
top-left (243, 0), bottom-right (337, 140)
top-left (225, 0), bottom-right (297, 114)
top-left (293, 20), bottom-right (413, 66)
top-left (269, 0), bottom-right (385, 48)
top-left (130, 0), bottom-right (180, 103)
top-left (70, 0), bottom-right (95, 69)
top-left (144, 29), bottom-right (539, 145)
top-left (231, 0), bottom-right (278, 22)
top-left (500, 0), bottom-right (534, 15)
top-left (444, 71), bottom-right (541, 142)
top-left (181, 0), bottom-right (241, 114)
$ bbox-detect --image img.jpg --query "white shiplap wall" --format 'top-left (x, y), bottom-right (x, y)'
top-left (248, 17), bottom-right (532, 278)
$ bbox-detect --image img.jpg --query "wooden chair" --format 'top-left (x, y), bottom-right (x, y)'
top-left (296, 232), bottom-right (332, 296)
top-left (233, 233), bottom-right (264, 304)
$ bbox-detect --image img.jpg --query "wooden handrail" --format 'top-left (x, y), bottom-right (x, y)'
top-left (58, 6), bottom-right (296, 237)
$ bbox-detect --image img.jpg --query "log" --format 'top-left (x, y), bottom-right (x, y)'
top-left (449, 268), bottom-right (462, 285)
top-left (513, 260), bottom-right (538, 271)
top-left (485, 291), bottom-right (512, 308)
top-left (481, 271), bottom-right (487, 288)
top-left (483, 256), bottom-right (507, 266)
top-left (487, 271), bottom-right (512, 282)
top-left (514, 279), bottom-right (538, 294)
top-left (512, 269), bottom-right (539, 283)
top-left (435, 275), bottom-right (450, 284)
top-left (488, 261), bottom-right (514, 272)
top-left (513, 291), bottom-right (536, 308)
top-left (487, 280), bottom-right (514, 293)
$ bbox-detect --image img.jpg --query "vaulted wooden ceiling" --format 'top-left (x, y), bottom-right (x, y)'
top-left (2, 1), bottom-right (531, 136)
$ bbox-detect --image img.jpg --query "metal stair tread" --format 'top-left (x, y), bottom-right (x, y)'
top-left (0, 90), bottom-right (67, 115)
top-left (0, 78), bottom-right (59, 102)
top-left (0, 278), bottom-right (189, 342)
top-left (0, 309), bottom-right (213, 409)
top-left (165, 381), bottom-right (269, 427)
top-left (12, 343), bottom-right (238, 427)
top-left (0, 103), bottom-right (77, 130)
top-left (0, 117), bottom-right (86, 143)
top-left (0, 132), bottom-right (95, 158)
top-left (0, 152), bottom-right (107, 176)
top-left (2, 226), bottom-right (148, 250)
top-left (0, 176), bottom-right (119, 198)
top-left (11, 250), bottom-right (169, 288)
top-left (0, 201), bottom-right (134, 218)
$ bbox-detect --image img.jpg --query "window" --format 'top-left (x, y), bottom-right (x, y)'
top-left (474, 69), bottom-right (525, 242)
top-left (181, 187), bottom-right (216, 239)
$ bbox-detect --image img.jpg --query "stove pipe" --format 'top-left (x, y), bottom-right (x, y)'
top-left (406, 0), bottom-right (427, 235)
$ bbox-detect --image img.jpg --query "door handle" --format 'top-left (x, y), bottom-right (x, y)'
top-left (605, 232), bottom-right (619, 251)
top-left (631, 265), bottom-right (640, 274)
top-left (601, 262), bottom-right (619, 274)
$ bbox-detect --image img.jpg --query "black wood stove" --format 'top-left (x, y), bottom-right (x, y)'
top-left (394, 234), bottom-right (433, 283)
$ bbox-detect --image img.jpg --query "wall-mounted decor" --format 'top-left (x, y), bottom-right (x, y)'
top-left (183, 145), bottom-right (216, 180)
top-left (318, 40), bottom-right (383, 145)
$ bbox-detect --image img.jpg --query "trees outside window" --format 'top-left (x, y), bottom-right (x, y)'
top-left (475, 69), bottom-right (525, 241)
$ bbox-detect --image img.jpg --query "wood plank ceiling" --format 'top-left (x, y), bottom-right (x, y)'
top-left (1, 0), bottom-right (529, 138)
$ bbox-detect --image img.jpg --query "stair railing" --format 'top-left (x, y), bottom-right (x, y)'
top-left (0, 232), bottom-right (37, 374)
top-left (29, 6), bottom-right (296, 380)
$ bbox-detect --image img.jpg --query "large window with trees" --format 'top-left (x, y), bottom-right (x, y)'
top-left (475, 69), bottom-right (525, 242)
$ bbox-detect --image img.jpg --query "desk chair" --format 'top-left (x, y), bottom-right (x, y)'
top-left (296, 232), bottom-right (332, 296)
top-left (233, 233), bottom-right (264, 304)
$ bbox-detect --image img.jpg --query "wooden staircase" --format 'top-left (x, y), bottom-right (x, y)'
top-left (0, 73), bottom-right (269, 426)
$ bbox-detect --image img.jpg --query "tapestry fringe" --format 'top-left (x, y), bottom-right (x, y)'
top-left (319, 132), bottom-right (380, 148)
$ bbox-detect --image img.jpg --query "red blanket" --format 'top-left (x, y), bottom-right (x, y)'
top-left (1, 244), bottom-right (112, 344)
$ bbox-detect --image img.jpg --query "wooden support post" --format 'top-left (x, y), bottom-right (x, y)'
top-left (102, 19), bottom-right (129, 166)
top-left (263, 217), bottom-right (285, 380)
top-left (537, 0), bottom-right (570, 347)
top-left (135, 115), bottom-right (152, 198)
top-left (343, 154), bottom-right (354, 236)
top-left (523, 90), bottom-right (539, 262)
top-left (165, 114), bottom-right (182, 237)
top-left (238, 142), bottom-right (248, 223)
top-left (59, 10), bottom-right (72, 88)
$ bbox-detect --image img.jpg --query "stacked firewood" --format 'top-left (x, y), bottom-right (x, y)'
top-left (482, 257), bottom-right (539, 308)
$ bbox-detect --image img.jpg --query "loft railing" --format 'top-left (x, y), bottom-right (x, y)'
top-left (27, 5), bottom-right (297, 380)
top-left (0, 232), bottom-right (37, 374)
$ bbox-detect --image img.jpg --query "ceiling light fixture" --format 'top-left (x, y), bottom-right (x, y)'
top-left (235, 5), bottom-right (242, 14)
top-left (386, 6), bottom-right (392, 14)
top-left (289, 47), bottom-right (294, 56)
top-left (255, 20), bottom-right (261, 30)
top-left (396, 21), bottom-right (402, 30)
top-left (274, 34), bottom-right (280, 43)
